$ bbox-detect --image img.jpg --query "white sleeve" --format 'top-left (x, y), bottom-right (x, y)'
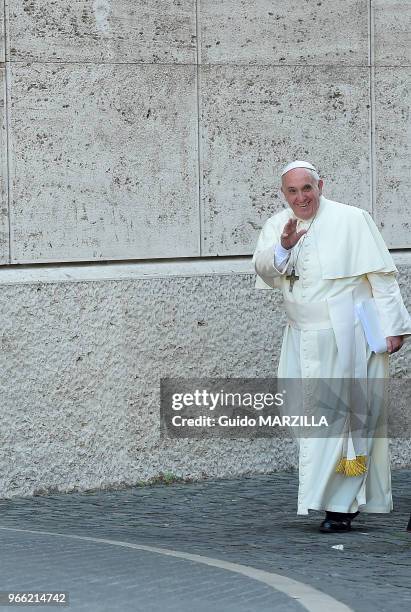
top-left (367, 272), bottom-right (411, 338)
top-left (253, 244), bottom-right (291, 279)
top-left (252, 217), bottom-right (292, 287)
top-left (274, 243), bottom-right (292, 272)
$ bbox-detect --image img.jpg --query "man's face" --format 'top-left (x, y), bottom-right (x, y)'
top-left (281, 168), bottom-right (323, 220)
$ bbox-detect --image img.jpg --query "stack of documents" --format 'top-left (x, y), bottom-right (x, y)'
top-left (355, 298), bottom-right (387, 354)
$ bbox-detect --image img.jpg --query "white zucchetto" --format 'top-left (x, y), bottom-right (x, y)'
top-left (281, 160), bottom-right (318, 177)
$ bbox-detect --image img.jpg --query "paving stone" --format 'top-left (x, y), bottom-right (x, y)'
top-left (0, 531), bottom-right (301, 612)
top-left (0, 471), bottom-right (409, 611)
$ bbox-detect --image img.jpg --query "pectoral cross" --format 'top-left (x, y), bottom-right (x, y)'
top-left (286, 268), bottom-right (299, 292)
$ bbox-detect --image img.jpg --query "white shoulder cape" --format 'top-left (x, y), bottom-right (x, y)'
top-left (254, 197), bottom-right (397, 289)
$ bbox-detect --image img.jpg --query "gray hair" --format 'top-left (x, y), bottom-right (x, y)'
top-left (307, 168), bottom-right (321, 182)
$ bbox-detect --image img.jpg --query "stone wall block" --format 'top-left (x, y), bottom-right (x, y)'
top-left (374, 68), bottom-right (410, 247)
top-left (200, 66), bottom-right (371, 255)
top-left (199, 0), bottom-right (369, 65)
top-left (0, 68), bottom-right (9, 262)
top-left (0, 264), bottom-right (409, 497)
top-left (0, 273), bottom-right (292, 497)
top-left (0, 1), bottom-right (5, 62)
top-left (7, 0), bottom-right (196, 63)
top-left (373, 0), bottom-right (411, 66)
top-left (8, 63), bottom-right (199, 263)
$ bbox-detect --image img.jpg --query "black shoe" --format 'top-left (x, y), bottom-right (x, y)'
top-left (319, 518), bottom-right (351, 533)
top-left (319, 511), bottom-right (359, 533)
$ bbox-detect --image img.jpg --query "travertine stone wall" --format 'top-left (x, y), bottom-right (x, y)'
top-left (0, 66), bottom-right (7, 263)
top-left (372, 1), bottom-right (410, 248)
top-left (8, 1), bottom-right (197, 63)
top-left (0, 1), bottom-right (409, 262)
top-left (200, 0), bottom-right (369, 65)
top-left (374, 68), bottom-right (410, 247)
top-left (8, 64), bottom-right (199, 261)
top-left (0, 0), bottom-right (7, 261)
top-left (373, 0), bottom-right (410, 65)
top-left (4, 1), bottom-right (199, 263)
top-left (200, 65), bottom-right (371, 255)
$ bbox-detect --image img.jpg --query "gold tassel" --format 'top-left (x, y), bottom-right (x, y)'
top-left (335, 455), bottom-right (367, 477)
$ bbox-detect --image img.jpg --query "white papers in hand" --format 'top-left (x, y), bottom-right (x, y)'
top-left (355, 299), bottom-right (387, 354)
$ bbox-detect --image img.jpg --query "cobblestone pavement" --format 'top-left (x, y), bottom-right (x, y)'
top-left (0, 470), bottom-right (410, 612)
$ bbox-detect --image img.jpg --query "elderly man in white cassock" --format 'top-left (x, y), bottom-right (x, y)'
top-left (253, 160), bottom-right (411, 533)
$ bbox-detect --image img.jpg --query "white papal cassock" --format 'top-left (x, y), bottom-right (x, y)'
top-left (253, 196), bottom-right (411, 515)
